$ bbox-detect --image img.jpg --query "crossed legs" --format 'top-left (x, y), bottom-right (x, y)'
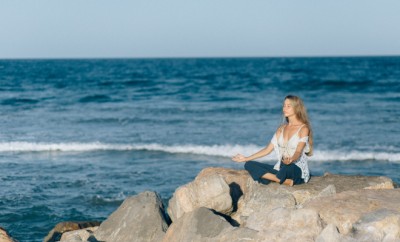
top-left (244, 161), bottom-right (294, 186)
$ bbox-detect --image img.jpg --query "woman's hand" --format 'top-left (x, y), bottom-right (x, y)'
top-left (282, 157), bottom-right (293, 165)
top-left (232, 154), bottom-right (247, 163)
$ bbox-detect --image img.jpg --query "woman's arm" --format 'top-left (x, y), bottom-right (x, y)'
top-left (232, 142), bottom-right (274, 162)
top-left (283, 126), bottom-right (309, 164)
top-left (232, 143), bottom-right (274, 162)
top-left (283, 142), bottom-right (306, 164)
top-left (232, 127), bottom-right (283, 163)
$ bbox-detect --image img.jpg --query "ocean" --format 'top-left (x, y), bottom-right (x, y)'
top-left (0, 57), bottom-right (399, 241)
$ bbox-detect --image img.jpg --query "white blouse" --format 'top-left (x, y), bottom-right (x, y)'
top-left (270, 125), bottom-right (311, 183)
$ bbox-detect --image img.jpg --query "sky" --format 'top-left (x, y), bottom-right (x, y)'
top-left (1, 0), bottom-right (400, 59)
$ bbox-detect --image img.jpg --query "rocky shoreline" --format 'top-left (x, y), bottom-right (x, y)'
top-left (3, 167), bottom-right (399, 242)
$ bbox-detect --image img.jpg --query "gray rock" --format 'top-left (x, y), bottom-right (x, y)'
top-left (163, 207), bottom-right (259, 242)
top-left (94, 191), bottom-right (169, 242)
top-left (168, 174), bottom-right (232, 222)
top-left (248, 208), bottom-right (323, 241)
top-left (233, 181), bottom-right (296, 225)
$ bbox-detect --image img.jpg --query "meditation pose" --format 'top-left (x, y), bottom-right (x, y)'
top-left (232, 95), bottom-right (313, 186)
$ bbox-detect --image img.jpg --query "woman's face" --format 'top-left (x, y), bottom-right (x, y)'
top-left (283, 99), bottom-right (296, 118)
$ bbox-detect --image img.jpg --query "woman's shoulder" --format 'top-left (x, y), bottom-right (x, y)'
top-left (299, 124), bottom-right (310, 137)
top-left (275, 124), bottom-right (286, 134)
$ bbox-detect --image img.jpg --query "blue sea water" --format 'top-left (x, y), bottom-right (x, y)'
top-left (0, 57), bottom-right (399, 241)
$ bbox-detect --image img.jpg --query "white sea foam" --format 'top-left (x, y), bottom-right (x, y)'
top-left (0, 142), bottom-right (399, 162)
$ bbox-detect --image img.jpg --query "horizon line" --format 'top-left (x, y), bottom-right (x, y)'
top-left (1, 54), bottom-right (400, 61)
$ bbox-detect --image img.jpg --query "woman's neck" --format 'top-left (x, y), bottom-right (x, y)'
top-left (287, 116), bottom-right (302, 126)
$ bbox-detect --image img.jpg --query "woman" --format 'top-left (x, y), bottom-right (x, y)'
top-left (232, 95), bottom-right (313, 186)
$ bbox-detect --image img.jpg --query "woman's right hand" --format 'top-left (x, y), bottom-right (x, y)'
top-left (232, 153), bottom-right (247, 163)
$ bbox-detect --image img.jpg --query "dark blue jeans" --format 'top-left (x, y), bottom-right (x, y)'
top-left (244, 161), bottom-right (304, 185)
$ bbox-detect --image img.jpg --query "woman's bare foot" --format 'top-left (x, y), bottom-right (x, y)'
top-left (283, 179), bottom-right (294, 186)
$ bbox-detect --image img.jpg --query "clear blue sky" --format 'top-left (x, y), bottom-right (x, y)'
top-left (1, 0), bottom-right (400, 58)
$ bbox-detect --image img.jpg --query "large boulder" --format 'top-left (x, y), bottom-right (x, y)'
top-left (196, 167), bottom-right (251, 200)
top-left (94, 191), bottom-right (169, 242)
top-left (232, 181), bottom-right (296, 224)
top-left (304, 189), bottom-right (400, 235)
top-left (168, 174), bottom-right (233, 222)
top-left (163, 207), bottom-right (259, 242)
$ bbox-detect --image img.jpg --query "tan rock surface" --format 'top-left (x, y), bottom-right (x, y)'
top-left (60, 226), bottom-right (98, 242)
top-left (196, 167), bottom-right (252, 196)
top-left (168, 174), bottom-right (233, 221)
top-left (352, 209), bottom-right (400, 241)
top-left (232, 181), bottom-right (296, 224)
top-left (304, 189), bottom-right (400, 235)
top-left (44, 221), bottom-right (101, 242)
top-left (247, 207), bottom-right (322, 232)
top-left (274, 172), bottom-right (394, 206)
top-left (0, 227), bottom-right (16, 242)
top-left (198, 168), bottom-right (394, 207)
top-left (170, 167), bottom-right (396, 228)
top-left (316, 224), bottom-right (356, 242)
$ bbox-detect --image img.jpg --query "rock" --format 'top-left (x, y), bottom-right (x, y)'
top-left (280, 172), bottom-right (393, 206)
top-left (49, 168), bottom-right (397, 242)
top-left (169, 167), bottom-right (395, 227)
top-left (247, 208), bottom-right (323, 241)
top-left (59, 226), bottom-right (98, 242)
top-left (216, 227), bottom-right (261, 242)
top-left (0, 227), bottom-right (16, 242)
top-left (163, 207), bottom-right (259, 242)
top-left (317, 172), bottom-right (394, 191)
top-left (352, 209), bottom-right (400, 241)
top-left (44, 221), bottom-right (101, 242)
top-left (304, 189), bottom-right (400, 235)
top-left (168, 174), bottom-right (232, 222)
top-left (316, 224), bottom-right (356, 242)
top-left (94, 191), bottom-right (169, 242)
top-left (232, 181), bottom-right (296, 224)
top-left (196, 167), bottom-right (251, 205)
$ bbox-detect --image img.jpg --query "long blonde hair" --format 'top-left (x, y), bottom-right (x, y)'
top-left (283, 95), bottom-right (314, 156)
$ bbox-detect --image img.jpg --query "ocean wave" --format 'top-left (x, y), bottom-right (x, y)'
top-left (0, 142), bottom-right (399, 162)
top-left (88, 193), bottom-right (127, 205)
top-left (78, 94), bottom-right (112, 103)
top-left (1, 98), bottom-right (39, 106)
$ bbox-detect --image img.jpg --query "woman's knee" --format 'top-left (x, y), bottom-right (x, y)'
top-left (244, 161), bottom-right (257, 171)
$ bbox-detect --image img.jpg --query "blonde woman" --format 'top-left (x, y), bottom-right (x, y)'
top-left (232, 95), bottom-right (313, 186)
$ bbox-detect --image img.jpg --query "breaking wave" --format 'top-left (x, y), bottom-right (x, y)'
top-left (0, 142), bottom-right (399, 162)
